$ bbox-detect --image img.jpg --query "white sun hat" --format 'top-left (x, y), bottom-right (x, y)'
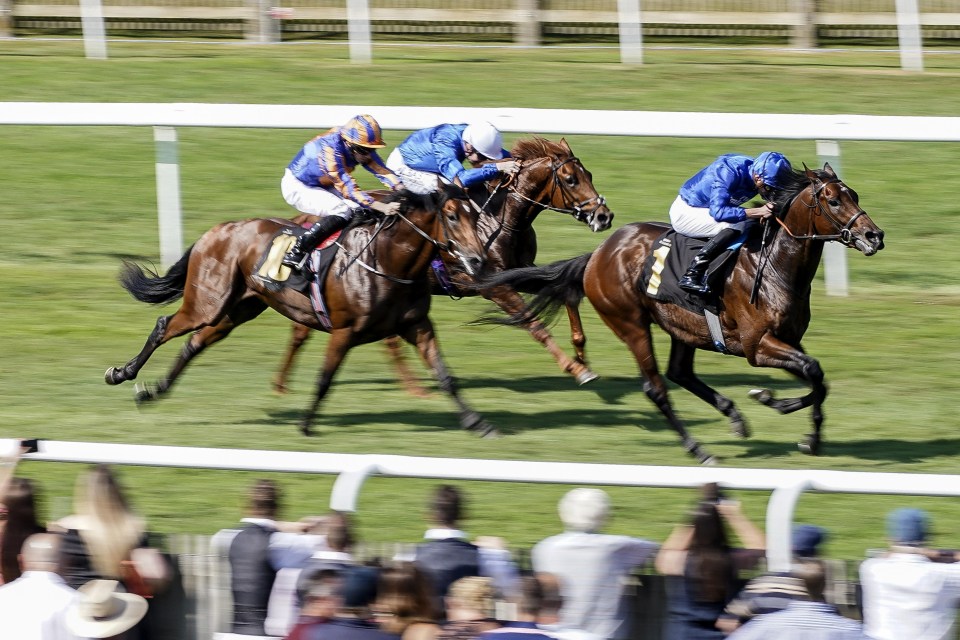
top-left (66, 579), bottom-right (148, 639)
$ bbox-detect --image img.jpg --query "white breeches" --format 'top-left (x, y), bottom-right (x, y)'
top-left (386, 148), bottom-right (445, 195)
top-left (281, 168), bottom-right (361, 219)
top-left (668, 195), bottom-right (751, 238)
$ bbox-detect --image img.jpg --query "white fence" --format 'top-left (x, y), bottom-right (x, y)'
top-left (4, 102), bottom-right (960, 294)
top-left (13, 439), bottom-right (960, 574)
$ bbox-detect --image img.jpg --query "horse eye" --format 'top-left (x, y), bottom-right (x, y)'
top-left (827, 198), bottom-right (840, 207)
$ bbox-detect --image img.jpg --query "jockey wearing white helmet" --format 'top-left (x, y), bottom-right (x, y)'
top-left (386, 120), bottom-right (518, 195)
top-left (670, 151), bottom-right (794, 295)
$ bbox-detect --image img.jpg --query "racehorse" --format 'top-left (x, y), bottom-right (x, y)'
top-left (104, 186), bottom-right (494, 436)
top-left (478, 164), bottom-right (885, 463)
top-left (272, 136), bottom-right (614, 395)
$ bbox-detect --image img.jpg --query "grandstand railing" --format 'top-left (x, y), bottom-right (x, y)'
top-left (3, 102), bottom-right (959, 294)
top-left (12, 439), bottom-right (960, 575)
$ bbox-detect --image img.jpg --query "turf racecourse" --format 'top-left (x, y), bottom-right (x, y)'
top-left (1, 40), bottom-right (959, 561)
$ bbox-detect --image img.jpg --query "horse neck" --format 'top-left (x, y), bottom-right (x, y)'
top-left (764, 197), bottom-right (827, 292)
top-left (377, 213), bottom-right (439, 276)
top-left (497, 159), bottom-right (555, 230)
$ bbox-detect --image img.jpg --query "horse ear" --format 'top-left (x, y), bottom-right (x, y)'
top-left (559, 137), bottom-right (572, 153)
top-left (802, 162), bottom-right (817, 180)
top-left (823, 162), bottom-right (837, 177)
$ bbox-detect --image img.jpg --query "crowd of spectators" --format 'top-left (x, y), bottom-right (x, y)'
top-left (2, 441), bottom-right (960, 640)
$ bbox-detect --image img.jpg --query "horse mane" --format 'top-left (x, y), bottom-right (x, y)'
top-left (510, 136), bottom-right (565, 161)
top-left (769, 166), bottom-right (830, 215)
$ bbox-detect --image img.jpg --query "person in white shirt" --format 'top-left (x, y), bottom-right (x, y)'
top-left (860, 507), bottom-right (960, 640)
top-left (531, 488), bottom-right (660, 640)
top-left (0, 533), bottom-right (81, 640)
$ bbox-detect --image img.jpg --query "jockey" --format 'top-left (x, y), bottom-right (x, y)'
top-left (385, 120), bottom-right (519, 195)
top-left (281, 114), bottom-right (404, 270)
top-left (671, 151), bottom-right (793, 295)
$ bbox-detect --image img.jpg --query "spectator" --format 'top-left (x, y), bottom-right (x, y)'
top-left (228, 478), bottom-right (321, 635)
top-left (385, 121), bottom-right (517, 195)
top-left (285, 568), bottom-right (343, 640)
top-left (726, 559), bottom-right (862, 640)
top-left (65, 579), bottom-right (147, 640)
top-left (55, 465), bottom-right (162, 592)
top-left (0, 532), bottom-right (81, 639)
top-left (373, 562), bottom-right (439, 640)
top-left (717, 524), bottom-right (829, 633)
top-left (301, 564), bottom-right (399, 640)
top-left (413, 485), bottom-right (519, 616)
top-left (268, 510), bottom-right (357, 636)
top-left (481, 574), bottom-right (561, 640)
top-left (860, 507), bottom-right (960, 640)
top-left (1, 476), bottom-right (45, 585)
top-left (531, 487), bottom-right (659, 640)
top-left (435, 576), bottom-right (499, 640)
top-left (534, 572), bottom-right (601, 640)
top-left (655, 484), bottom-right (765, 640)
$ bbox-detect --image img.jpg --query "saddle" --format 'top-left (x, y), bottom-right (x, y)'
top-left (639, 229), bottom-right (745, 315)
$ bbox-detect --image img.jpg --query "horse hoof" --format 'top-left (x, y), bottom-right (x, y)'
top-left (272, 381), bottom-right (289, 395)
top-left (700, 454), bottom-right (721, 466)
top-left (133, 383), bottom-right (153, 405)
top-left (478, 424), bottom-right (502, 439)
top-left (104, 367), bottom-right (122, 385)
top-left (730, 419), bottom-right (750, 439)
top-left (748, 388), bottom-right (772, 405)
top-left (798, 435), bottom-right (820, 455)
top-left (300, 423), bottom-right (313, 437)
top-left (575, 369), bottom-right (599, 385)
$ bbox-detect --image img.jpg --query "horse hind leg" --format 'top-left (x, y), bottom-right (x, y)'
top-left (565, 303), bottom-right (588, 367)
top-left (105, 312), bottom-right (191, 386)
top-left (666, 338), bottom-right (750, 439)
top-left (401, 320), bottom-right (499, 438)
top-left (605, 316), bottom-right (717, 464)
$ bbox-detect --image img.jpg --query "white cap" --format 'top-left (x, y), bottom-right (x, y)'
top-left (462, 121), bottom-right (505, 160)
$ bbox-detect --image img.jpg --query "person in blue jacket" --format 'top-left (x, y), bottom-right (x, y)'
top-left (385, 121), bottom-right (518, 195)
top-left (671, 151), bottom-right (793, 295)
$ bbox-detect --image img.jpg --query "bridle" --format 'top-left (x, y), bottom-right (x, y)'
top-left (336, 196), bottom-right (468, 284)
top-left (480, 155), bottom-right (607, 224)
top-left (770, 177), bottom-right (866, 247)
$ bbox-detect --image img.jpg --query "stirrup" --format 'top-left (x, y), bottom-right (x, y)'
top-left (282, 251), bottom-right (307, 271)
top-left (678, 273), bottom-right (708, 294)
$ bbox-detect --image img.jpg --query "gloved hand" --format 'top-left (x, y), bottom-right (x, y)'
top-left (370, 200), bottom-right (401, 216)
top-left (496, 159), bottom-right (520, 177)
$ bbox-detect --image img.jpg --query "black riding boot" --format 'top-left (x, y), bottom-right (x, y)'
top-left (282, 215), bottom-right (349, 270)
top-left (677, 227), bottom-right (740, 295)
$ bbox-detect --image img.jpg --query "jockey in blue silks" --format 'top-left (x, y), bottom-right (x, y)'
top-left (670, 151), bottom-right (793, 295)
top-left (386, 121), bottom-right (518, 195)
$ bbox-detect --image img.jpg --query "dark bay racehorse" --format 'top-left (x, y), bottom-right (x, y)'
top-left (104, 187), bottom-right (494, 436)
top-left (272, 137), bottom-right (614, 395)
top-left (479, 164), bottom-right (884, 463)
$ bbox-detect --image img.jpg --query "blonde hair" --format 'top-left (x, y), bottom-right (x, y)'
top-left (74, 465), bottom-right (145, 578)
top-left (446, 576), bottom-right (496, 618)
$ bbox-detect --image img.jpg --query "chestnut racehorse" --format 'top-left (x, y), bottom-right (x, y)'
top-left (273, 137), bottom-right (614, 395)
top-left (479, 164), bottom-right (885, 463)
top-left (104, 187), bottom-right (494, 436)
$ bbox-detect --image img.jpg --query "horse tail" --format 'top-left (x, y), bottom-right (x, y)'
top-left (119, 245), bottom-right (194, 305)
top-left (477, 252), bottom-right (592, 327)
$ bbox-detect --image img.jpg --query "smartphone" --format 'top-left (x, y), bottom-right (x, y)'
top-left (20, 438), bottom-right (40, 454)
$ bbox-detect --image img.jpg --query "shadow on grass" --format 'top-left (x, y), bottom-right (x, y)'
top-left (733, 437), bottom-right (960, 463)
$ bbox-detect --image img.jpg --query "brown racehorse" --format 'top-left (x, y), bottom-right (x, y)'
top-left (104, 187), bottom-right (494, 436)
top-left (272, 137), bottom-right (614, 395)
top-left (478, 164), bottom-right (885, 463)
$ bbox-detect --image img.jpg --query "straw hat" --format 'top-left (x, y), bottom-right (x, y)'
top-left (66, 580), bottom-right (148, 638)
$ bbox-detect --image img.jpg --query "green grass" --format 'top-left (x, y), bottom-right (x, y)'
top-left (1, 40), bottom-right (959, 561)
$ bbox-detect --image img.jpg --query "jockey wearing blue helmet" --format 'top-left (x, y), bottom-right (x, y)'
top-left (671, 151), bottom-right (793, 295)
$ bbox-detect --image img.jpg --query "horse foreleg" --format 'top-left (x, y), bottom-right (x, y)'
top-left (300, 328), bottom-right (352, 437)
top-left (666, 339), bottom-right (750, 438)
top-left (400, 320), bottom-right (498, 438)
top-left (747, 335), bottom-right (828, 455)
top-left (136, 298), bottom-right (268, 403)
top-left (383, 335), bottom-right (433, 398)
top-left (565, 303), bottom-right (588, 366)
top-left (486, 286), bottom-right (597, 385)
top-left (273, 322), bottom-right (312, 394)
top-left (600, 315), bottom-right (717, 464)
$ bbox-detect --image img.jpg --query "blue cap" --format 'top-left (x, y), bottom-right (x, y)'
top-left (792, 524), bottom-right (827, 558)
top-left (887, 508), bottom-right (929, 545)
top-left (753, 151), bottom-right (792, 189)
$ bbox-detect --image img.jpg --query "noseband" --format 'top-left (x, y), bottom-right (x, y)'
top-left (495, 156), bottom-right (607, 223)
top-left (771, 177), bottom-right (866, 246)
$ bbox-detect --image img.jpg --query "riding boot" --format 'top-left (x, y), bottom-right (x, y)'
top-left (678, 227), bottom-right (741, 295)
top-left (282, 215), bottom-right (349, 270)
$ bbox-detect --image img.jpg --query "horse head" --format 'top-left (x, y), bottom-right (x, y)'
top-left (775, 163), bottom-right (885, 256)
top-left (395, 184), bottom-right (486, 277)
top-left (508, 137), bottom-right (614, 233)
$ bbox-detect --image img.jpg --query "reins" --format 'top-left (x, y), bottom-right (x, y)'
top-left (504, 156), bottom-right (607, 223)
